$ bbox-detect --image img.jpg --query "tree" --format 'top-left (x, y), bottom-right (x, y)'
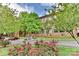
top-left (0, 4), bottom-right (21, 36)
top-left (43, 5), bottom-right (58, 33)
top-left (19, 12), bottom-right (41, 35)
top-left (54, 3), bottom-right (79, 45)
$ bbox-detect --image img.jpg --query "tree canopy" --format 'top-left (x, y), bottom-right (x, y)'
top-left (19, 12), bottom-right (42, 33)
top-left (0, 4), bottom-right (21, 34)
top-left (54, 3), bottom-right (79, 32)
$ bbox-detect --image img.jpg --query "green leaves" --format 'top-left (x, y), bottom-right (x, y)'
top-left (0, 4), bottom-right (21, 34)
top-left (55, 4), bottom-right (79, 32)
top-left (19, 12), bottom-right (41, 33)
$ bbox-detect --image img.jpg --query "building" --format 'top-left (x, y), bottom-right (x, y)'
top-left (39, 14), bottom-right (55, 34)
top-left (40, 14), bottom-right (53, 23)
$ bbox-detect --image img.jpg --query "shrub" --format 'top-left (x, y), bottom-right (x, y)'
top-left (8, 44), bottom-right (30, 56)
top-left (0, 40), bottom-right (10, 47)
top-left (8, 40), bottom-right (58, 56)
top-left (33, 40), bottom-right (58, 56)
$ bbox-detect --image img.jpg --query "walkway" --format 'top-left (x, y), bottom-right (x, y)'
top-left (9, 39), bottom-right (79, 48)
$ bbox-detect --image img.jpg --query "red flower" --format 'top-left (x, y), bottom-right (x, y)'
top-left (29, 48), bottom-right (40, 56)
top-left (19, 47), bottom-right (24, 51)
top-left (9, 48), bottom-right (14, 52)
top-left (16, 48), bottom-right (20, 51)
top-left (16, 47), bottom-right (24, 52)
top-left (25, 44), bottom-right (32, 50)
top-left (44, 41), bottom-right (48, 45)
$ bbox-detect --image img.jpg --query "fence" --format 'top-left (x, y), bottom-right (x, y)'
top-left (29, 32), bottom-right (70, 38)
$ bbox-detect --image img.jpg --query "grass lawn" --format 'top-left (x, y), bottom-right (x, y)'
top-left (33, 36), bottom-right (79, 41)
top-left (58, 46), bottom-right (79, 56)
top-left (0, 46), bottom-right (14, 56)
top-left (0, 47), bottom-right (9, 56)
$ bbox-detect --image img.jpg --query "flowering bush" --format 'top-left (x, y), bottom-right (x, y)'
top-left (8, 45), bottom-right (29, 56)
top-left (8, 40), bottom-right (58, 56)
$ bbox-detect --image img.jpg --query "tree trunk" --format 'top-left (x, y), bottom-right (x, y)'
top-left (69, 32), bottom-right (79, 45)
top-left (14, 31), bottom-right (19, 38)
top-left (73, 26), bottom-right (77, 37)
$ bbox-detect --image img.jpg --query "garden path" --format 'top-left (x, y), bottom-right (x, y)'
top-left (9, 39), bottom-right (79, 48)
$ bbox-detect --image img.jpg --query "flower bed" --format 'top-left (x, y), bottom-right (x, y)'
top-left (8, 40), bottom-right (58, 56)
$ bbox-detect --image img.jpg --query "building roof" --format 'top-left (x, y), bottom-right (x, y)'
top-left (39, 13), bottom-right (53, 19)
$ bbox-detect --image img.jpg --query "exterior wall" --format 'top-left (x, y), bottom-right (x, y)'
top-left (49, 27), bottom-right (55, 34)
top-left (41, 16), bottom-right (53, 23)
top-left (40, 15), bottom-right (54, 34)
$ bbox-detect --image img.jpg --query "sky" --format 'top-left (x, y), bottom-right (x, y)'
top-left (2, 3), bottom-right (56, 17)
top-left (17, 3), bottom-right (56, 17)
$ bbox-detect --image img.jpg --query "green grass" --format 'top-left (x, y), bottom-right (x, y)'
top-left (0, 46), bottom-right (14, 56)
top-left (33, 36), bottom-right (79, 41)
top-left (20, 35), bottom-right (79, 41)
top-left (58, 46), bottom-right (79, 56)
top-left (0, 47), bottom-right (9, 56)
